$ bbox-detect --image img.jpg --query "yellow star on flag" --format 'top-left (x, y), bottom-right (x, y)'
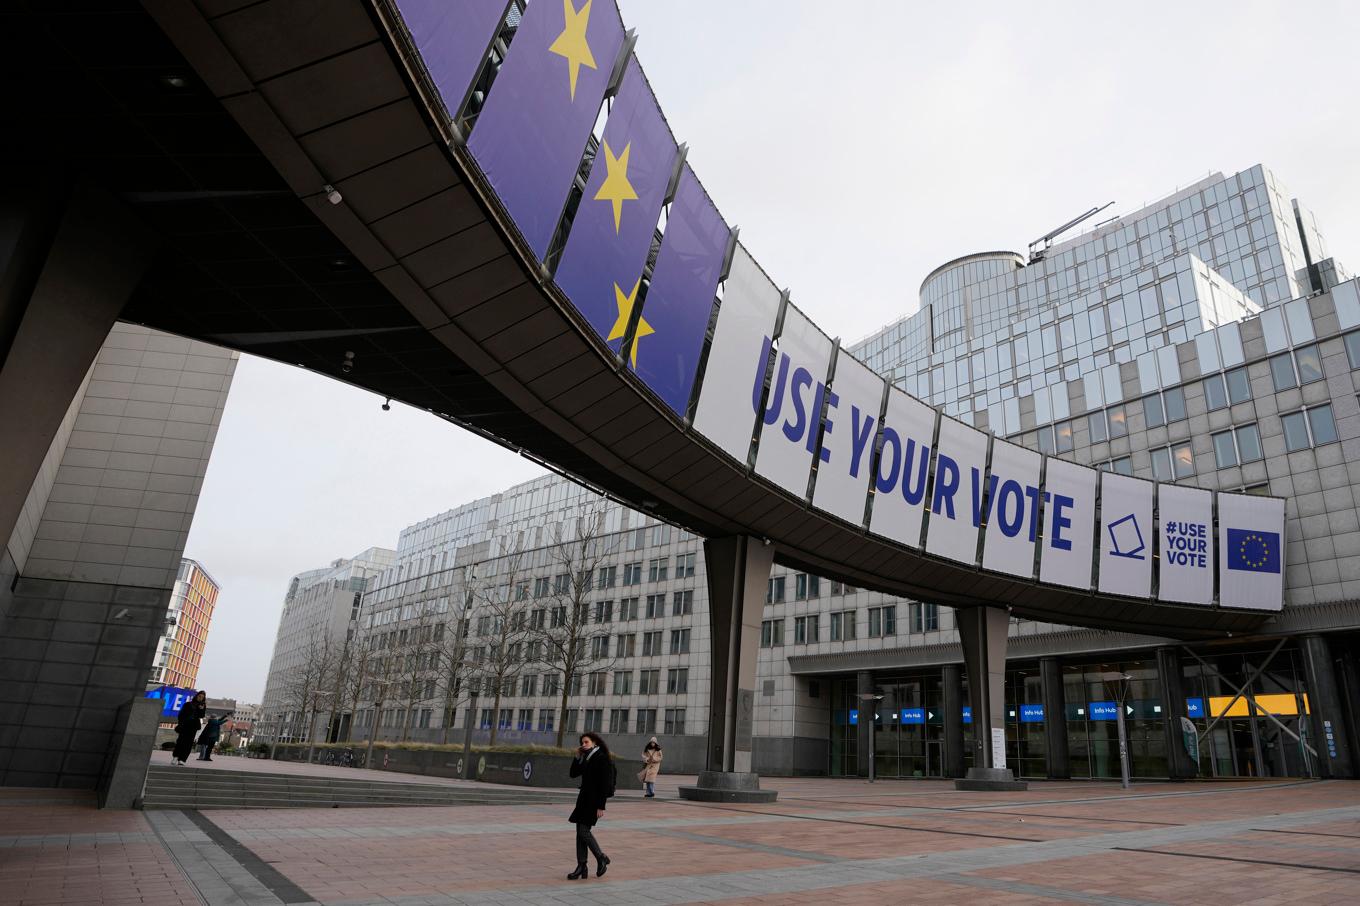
top-left (548, 0), bottom-right (597, 102)
top-left (607, 278), bottom-right (653, 368)
top-left (594, 140), bottom-right (638, 233)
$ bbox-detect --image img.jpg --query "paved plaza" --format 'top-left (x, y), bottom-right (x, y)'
top-left (3, 764), bottom-right (1359, 906)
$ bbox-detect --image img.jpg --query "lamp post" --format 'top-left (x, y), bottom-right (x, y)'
top-left (305, 689), bottom-right (334, 765)
top-left (859, 692), bottom-right (884, 783)
top-left (365, 680), bottom-right (389, 771)
top-left (1111, 673), bottom-right (1133, 790)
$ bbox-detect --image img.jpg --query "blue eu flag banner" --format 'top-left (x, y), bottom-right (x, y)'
top-left (554, 55), bottom-right (677, 362)
top-left (631, 164), bottom-right (728, 416)
top-left (467, 0), bottom-right (625, 260)
top-left (1226, 528), bottom-right (1281, 573)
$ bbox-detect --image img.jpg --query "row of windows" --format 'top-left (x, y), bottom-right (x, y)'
top-left (760, 604), bottom-right (937, 647)
top-left (480, 707), bottom-right (684, 735)
top-left (591, 590), bottom-right (693, 623)
top-left (767, 573), bottom-right (821, 603)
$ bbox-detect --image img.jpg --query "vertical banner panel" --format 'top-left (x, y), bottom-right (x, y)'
top-left (692, 245), bottom-right (780, 464)
top-left (1158, 485), bottom-right (1213, 605)
top-left (753, 307), bottom-right (833, 498)
top-left (981, 439), bottom-right (1042, 579)
top-left (1218, 492), bottom-right (1285, 610)
top-left (925, 418), bottom-right (989, 566)
top-left (397, 0), bottom-right (508, 122)
top-left (810, 352), bottom-right (884, 526)
top-left (633, 166), bottom-right (727, 415)
top-left (867, 389), bottom-right (936, 549)
top-left (467, 0), bottom-right (625, 258)
top-left (1098, 473), bottom-right (1154, 598)
top-left (1039, 459), bottom-right (1097, 590)
top-left (554, 57), bottom-right (676, 356)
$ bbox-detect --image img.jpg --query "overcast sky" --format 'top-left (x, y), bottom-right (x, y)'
top-left (187, 1), bottom-right (1360, 702)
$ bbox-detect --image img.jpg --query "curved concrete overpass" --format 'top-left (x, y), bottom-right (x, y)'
top-left (6, 0), bottom-right (1283, 644)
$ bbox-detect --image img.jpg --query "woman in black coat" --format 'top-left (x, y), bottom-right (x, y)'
top-left (566, 731), bottom-right (613, 879)
top-left (172, 691), bottom-right (207, 765)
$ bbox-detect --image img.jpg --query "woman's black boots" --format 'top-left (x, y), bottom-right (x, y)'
top-left (595, 854), bottom-right (610, 877)
top-left (567, 863), bottom-right (589, 880)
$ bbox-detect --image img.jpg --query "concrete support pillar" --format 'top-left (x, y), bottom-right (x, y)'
top-left (856, 669), bottom-right (873, 778)
top-left (941, 663), bottom-right (965, 779)
top-left (678, 536), bottom-right (776, 802)
top-left (954, 605), bottom-right (1026, 791)
top-left (0, 184), bottom-right (156, 549)
top-left (1040, 656), bottom-right (1070, 779)
top-left (1156, 647), bottom-right (1198, 779)
top-left (1301, 635), bottom-right (1355, 779)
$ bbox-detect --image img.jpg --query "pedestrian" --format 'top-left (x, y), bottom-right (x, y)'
top-left (639, 736), bottom-right (663, 798)
top-left (172, 691), bottom-right (207, 765)
top-left (197, 711), bottom-right (233, 761)
top-left (566, 731), bottom-right (614, 880)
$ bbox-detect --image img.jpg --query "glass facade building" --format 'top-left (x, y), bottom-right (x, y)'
top-left (262, 164), bottom-right (1359, 780)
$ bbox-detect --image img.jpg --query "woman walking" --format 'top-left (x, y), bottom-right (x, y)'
top-left (640, 737), bottom-right (663, 798)
top-left (566, 731), bottom-right (614, 880)
top-left (172, 691), bottom-right (207, 765)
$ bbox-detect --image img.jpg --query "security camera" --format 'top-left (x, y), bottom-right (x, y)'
top-left (324, 184), bottom-right (343, 205)
top-left (342, 350), bottom-right (356, 374)
top-left (381, 398), bottom-right (391, 412)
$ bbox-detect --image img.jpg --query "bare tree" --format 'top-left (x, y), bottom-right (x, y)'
top-left (381, 604), bottom-right (440, 742)
top-left (528, 503), bottom-right (618, 747)
top-left (334, 624), bottom-right (377, 743)
top-left (283, 628), bottom-right (336, 744)
top-left (434, 567), bottom-right (477, 744)
top-left (473, 541), bottom-right (533, 746)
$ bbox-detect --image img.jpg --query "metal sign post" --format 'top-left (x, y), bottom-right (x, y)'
top-left (859, 692), bottom-right (883, 783)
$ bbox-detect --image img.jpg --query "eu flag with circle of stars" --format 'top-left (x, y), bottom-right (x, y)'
top-left (467, 0), bottom-right (625, 260)
top-left (397, 0), bottom-right (507, 128)
top-left (1226, 528), bottom-right (1281, 573)
top-left (553, 55), bottom-right (677, 365)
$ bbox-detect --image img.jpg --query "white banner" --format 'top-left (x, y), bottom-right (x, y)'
top-left (867, 388), bottom-right (936, 549)
top-left (1217, 492), bottom-right (1286, 611)
top-left (753, 306), bottom-right (834, 498)
top-left (1158, 485), bottom-right (1213, 605)
top-left (692, 244), bottom-right (781, 464)
top-left (1097, 472), bottom-right (1153, 598)
top-left (981, 439), bottom-right (1041, 579)
top-left (925, 417), bottom-right (989, 566)
top-left (1039, 458), bottom-right (1097, 590)
top-left (811, 350), bottom-right (884, 526)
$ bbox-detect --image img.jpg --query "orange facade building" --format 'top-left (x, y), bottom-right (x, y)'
top-left (150, 559), bottom-right (220, 689)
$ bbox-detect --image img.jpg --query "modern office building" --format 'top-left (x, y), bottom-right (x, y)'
top-left (148, 558), bottom-right (221, 689)
top-left (257, 548), bottom-right (395, 743)
top-left (272, 164), bottom-right (1358, 781)
top-left (0, 323), bottom-right (237, 788)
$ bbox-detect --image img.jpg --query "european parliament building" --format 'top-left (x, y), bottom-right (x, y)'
top-left (321, 163), bottom-right (1358, 781)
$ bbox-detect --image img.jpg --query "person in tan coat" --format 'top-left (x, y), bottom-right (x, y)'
top-left (640, 737), bottom-right (663, 798)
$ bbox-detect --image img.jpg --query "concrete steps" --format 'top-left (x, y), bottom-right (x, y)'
top-left (142, 764), bottom-right (575, 810)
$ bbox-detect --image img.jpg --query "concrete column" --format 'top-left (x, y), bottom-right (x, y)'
top-left (1156, 647), bottom-right (1197, 779)
top-left (1301, 635), bottom-right (1355, 779)
top-left (856, 669), bottom-right (873, 777)
top-left (941, 663), bottom-right (965, 779)
top-left (1040, 656), bottom-right (1070, 779)
top-left (679, 536), bottom-right (776, 802)
top-left (0, 184), bottom-right (156, 549)
top-left (954, 605), bottom-right (1026, 790)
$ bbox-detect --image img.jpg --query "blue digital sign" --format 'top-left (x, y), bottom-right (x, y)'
top-left (1088, 701), bottom-right (1119, 721)
top-left (849, 708), bottom-right (858, 725)
top-left (1020, 704), bottom-right (1044, 723)
top-left (962, 706), bottom-right (972, 724)
top-left (146, 685), bottom-right (197, 719)
top-left (900, 708), bottom-right (925, 725)
top-left (1186, 698), bottom-right (1204, 718)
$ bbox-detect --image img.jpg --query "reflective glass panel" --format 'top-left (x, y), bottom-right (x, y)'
top-left (1108, 405), bottom-right (1128, 438)
top-left (1172, 442), bottom-right (1195, 478)
top-left (1142, 394), bottom-right (1165, 429)
top-left (1164, 386), bottom-right (1187, 422)
top-left (1308, 404), bottom-right (1338, 445)
top-left (1236, 423), bottom-right (1263, 462)
top-left (1226, 367), bottom-right (1250, 404)
top-left (1203, 374), bottom-right (1228, 411)
top-left (1296, 345), bottom-right (1323, 384)
top-left (1212, 431), bottom-right (1238, 468)
top-left (1282, 411), bottom-right (1310, 452)
top-left (1088, 411), bottom-right (1107, 443)
top-left (1269, 353), bottom-right (1297, 392)
top-left (1150, 447), bottom-right (1172, 481)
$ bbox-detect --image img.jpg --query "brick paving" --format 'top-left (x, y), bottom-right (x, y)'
top-left (2, 775), bottom-right (1358, 904)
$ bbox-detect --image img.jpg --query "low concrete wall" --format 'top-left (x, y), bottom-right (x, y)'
top-left (98, 696), bottom-right (161, 808)
top-left (271, 745), bottom-right (643, 790)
